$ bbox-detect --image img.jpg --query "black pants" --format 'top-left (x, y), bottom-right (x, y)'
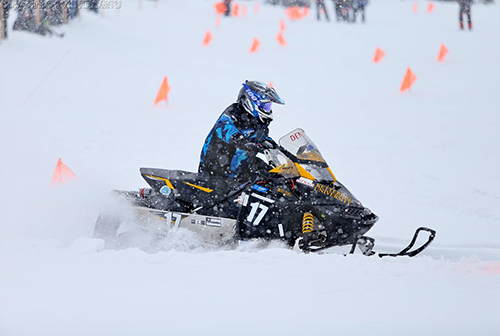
top-left (459, 4), bottom-right (471, 27)
top-left (334, 1), bottom-right (341, 21)
top-left (316, 1), bottom-right (330, 21)
top-left (353, 5), bottom-right (365, 23)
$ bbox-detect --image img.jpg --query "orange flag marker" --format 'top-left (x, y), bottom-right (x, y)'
top-left (400, 67), bottom-right (417, 92)
top-left (276, 31), bottom-right (286, 46)
top-left (50, 158), bottom-right (77, 187)
top-left (154, 77), bottom-right (171, 105)
top-left (373, 47), bottom-right (386, 63)
top-left (216, 15), bottom-right (221, 27)
top-left (202, 30), bottom-right (213, 46)
top-left (269, 82), bottom-right (274, 88)
top-left (280, 19), bottom-right (286, 32)
top-left (215, 2), bottom-right (226, 15)
top-left (413, 2), bottom-right (417, 13)
top-left (286, 6), bottom-right (308, 20)
top-left (242, 5), bottom-right (247, 17)
top-left (427, 2), bottom-right (434, 13)
top-left (437, 43), bottom-right (449, 62)
top-left (232, 4), bottom-right (239, 17)
top-left (249, 38), bottom-right (261, 53)
top-left (254, 3), bottom-right (259, 14)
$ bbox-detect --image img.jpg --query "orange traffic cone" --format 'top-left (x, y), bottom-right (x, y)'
top-left (276, 31), bottom-right (286, 46)
top-left (249, 38), bottom-right (261, 53)
top-left (437, 43), bottom-right (449, 62)
top-left (427, 2), bottom-right (434, 13)
top-left (400, 68), bottom-right (417, 92)
top-left (50, 158), bottom-right (77, 187)
top-left (280, 19), bottom-right (286, 32)
top-left (154, 77), bottom-right (171, 105)
top-left (202, 30), bottom-right (213, 46)
top-left (373, 47), bottom-right (386, 63)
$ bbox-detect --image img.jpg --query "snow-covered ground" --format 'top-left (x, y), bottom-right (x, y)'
top-left (1, 0), bottom-right (500, 335)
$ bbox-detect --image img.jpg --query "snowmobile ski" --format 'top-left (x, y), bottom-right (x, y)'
top-left (349, 227), bottom-right (436, 258)
top-left (377, 227), bottom-right (436, 258)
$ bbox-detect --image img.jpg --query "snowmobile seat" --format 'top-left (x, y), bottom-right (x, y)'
top-left (140, 168), bottom-right (238, 208)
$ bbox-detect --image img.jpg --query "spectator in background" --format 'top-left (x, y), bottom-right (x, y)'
top-left (458, 0), bottom-right (473, 30)
top-left (1, 0), bottom-right (11, 39)
top-left (333, 0), bottom-right (352, 22)
top-left (316, 0), bottom-right (330, 21)
top-left (46, 0), bottom-right (64, 26)
top-left (333, 0), bottom-right (342, 21)
top-left (12, 0), bottom-right (63, 37)
top-left (86, 0), bottom-right (99, 14)
top-left (68, 0), bottom-right (79, 19)
top-left (352, 0), bottom-right (367, 23)
top-left (224, 0), bottom-right (231, 16)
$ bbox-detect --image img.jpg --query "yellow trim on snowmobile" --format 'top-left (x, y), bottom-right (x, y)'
top-left (144, 175), bottom-right (175, 190)
top-left (327, 167), bottom-right (337, 182)
top-left (294, 163), bottom-right (316, 181)
top-left (269, 164), bottom-right (288, 174)
top-left (183, 182), bottom-right (213, 193)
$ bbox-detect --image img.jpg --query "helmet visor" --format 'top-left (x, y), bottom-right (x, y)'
top-left (262, 102), bottom-right (272, 112)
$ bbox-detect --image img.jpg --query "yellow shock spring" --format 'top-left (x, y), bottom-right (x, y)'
top-left (302, 212), bottom-right (314, 234)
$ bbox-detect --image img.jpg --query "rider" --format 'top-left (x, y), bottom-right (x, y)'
top-left (199, 80), bottom-right (285, 179)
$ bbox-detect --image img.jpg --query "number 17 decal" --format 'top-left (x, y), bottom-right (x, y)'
top-left (164, 212), bottom-right (181, 228)
top-left (246, 202), bottom-right (269, 226)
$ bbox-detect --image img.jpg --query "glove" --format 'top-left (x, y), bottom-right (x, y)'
top-left (244, 142), bottom-right (261, 153)
top-left (261, 140), bottom-right (277, 150)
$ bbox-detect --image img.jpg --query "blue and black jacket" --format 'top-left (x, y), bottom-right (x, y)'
top-left (199, 103), bottom-right (274, 178)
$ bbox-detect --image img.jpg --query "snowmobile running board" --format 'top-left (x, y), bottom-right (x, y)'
top-left (350, 227), bottom-right (436, 258)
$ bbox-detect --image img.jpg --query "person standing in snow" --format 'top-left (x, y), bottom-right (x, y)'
top-left (333, 0), bottom-right (341, 21)
top-left (1, 0), bottom-right (11, 39)
top-left (458, 0), bottom-right (473, 30)
top-left (224, 0), bottom-right (231, 16)
top-left (352, 0), bottom-right (368, 23)
top-left (86, 0), bottom-right (99, 14)
top-left (333, 0), bottom-right (352, 22)
top-left (315, 0), bottom-right (330, 21)
top-left (12, 0), bottom-right (64, 38)
top-left (199, 81), bottom-right (285, 180)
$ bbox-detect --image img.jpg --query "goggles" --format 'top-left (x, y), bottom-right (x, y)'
top-left (262, 102), bottom-right (272, 112)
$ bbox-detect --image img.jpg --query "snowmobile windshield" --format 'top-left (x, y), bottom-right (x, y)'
top-left (279, 128), bottom-right (336, 182)
top-left (266, 148), bottom-right (300, 178)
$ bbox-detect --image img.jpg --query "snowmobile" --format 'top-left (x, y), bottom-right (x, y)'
top-left (94, 128), bottom-right (435, 256)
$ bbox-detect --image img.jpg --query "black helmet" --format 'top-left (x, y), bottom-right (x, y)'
top-left (237, 80), bottom-right (285, 122)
